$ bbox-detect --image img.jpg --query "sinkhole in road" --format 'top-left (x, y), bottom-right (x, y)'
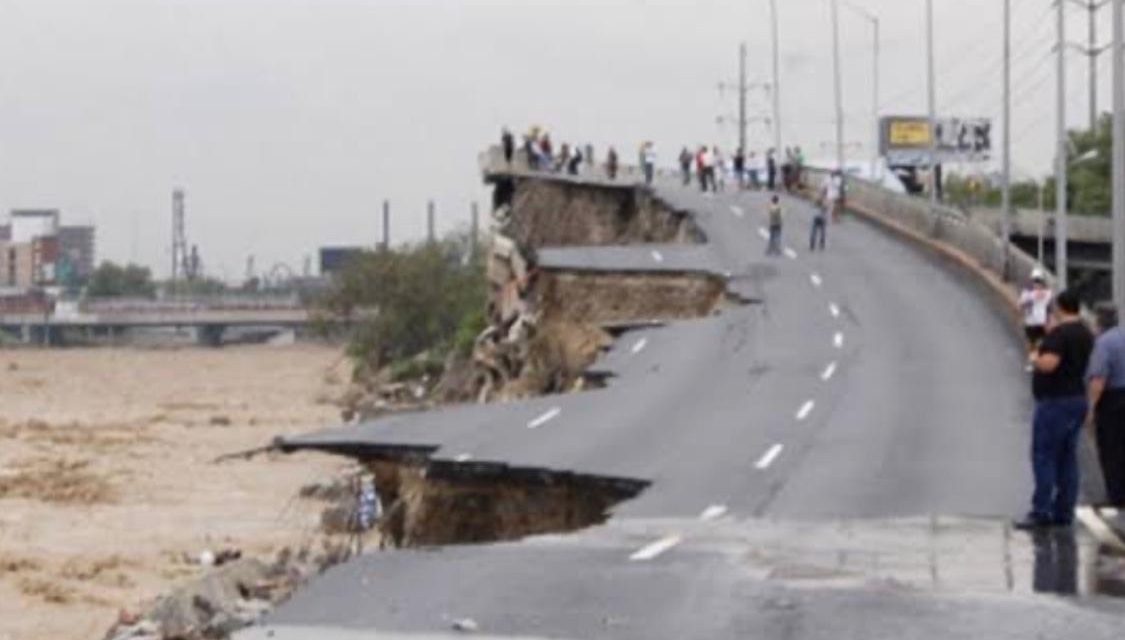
top-left (365, 454), bottom-right (648, 548)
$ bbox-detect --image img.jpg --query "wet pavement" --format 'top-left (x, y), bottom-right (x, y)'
top-left (248, 516), bottom-right (1125, 640)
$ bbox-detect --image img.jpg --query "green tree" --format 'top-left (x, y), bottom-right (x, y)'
top-left (945, 113), bottom-right (1113, 215)
top-left (86, 261), bottom-right (157, 298)
top-left (322, 234), bottom-right (486, 378)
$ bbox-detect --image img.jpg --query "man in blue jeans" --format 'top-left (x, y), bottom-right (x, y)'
top-left (1015, 289), bottom-right (1094, 531)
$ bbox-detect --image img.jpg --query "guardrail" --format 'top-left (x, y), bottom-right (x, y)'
top-left (806, 167), bottom-right (1047, 318)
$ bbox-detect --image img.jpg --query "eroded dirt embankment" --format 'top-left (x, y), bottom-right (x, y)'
top-left (500, 177), bottom-right (704, 247)
top-left (478, 175), bottom-right (725, 403)
top-left (369, 459), bottom-right (647, 547)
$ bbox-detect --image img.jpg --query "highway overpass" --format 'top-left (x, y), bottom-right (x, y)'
top-left (240, 155), bottom-right (1125, 639)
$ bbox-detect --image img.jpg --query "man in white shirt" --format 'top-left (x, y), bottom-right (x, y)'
top-left (1019, 269), bottom-right (1053, 351)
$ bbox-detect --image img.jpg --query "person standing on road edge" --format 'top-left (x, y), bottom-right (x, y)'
top-left (606, 147), bottom-right (619, 180)
top-left (766, 195), bottom-right (783, 256)
top-left (733, 148), bottom-right (746, 190)
top-left (641, 141), bottom-right (656, 186)
top-left (1015, 289), bottom-right (1094, 531)
top-left (1086, 304), bottom-right (1125, 509)
top-left (679, 147), bottom-right (693, 186)
top-left (766, 148), bottom-right (777, 191)
top-left (810, 192), bottom-right (827, 252)
top-left (501, 128), bottom-right (515, 165)
top-left (1020, 270), bottom-right (1053, 359)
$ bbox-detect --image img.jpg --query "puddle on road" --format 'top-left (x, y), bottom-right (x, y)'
top-left (717, 516), bottom-right (1125, 601)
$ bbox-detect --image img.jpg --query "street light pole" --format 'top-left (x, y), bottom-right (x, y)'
top-left (926, 0), bottom-right (938, 211)
top-left (831, 0), bottom-right (846, 171)
top-left (769, 0), bottom-right (783, 155)
top-left (1002, 0), bottom-right (1012, 279)
top-left (1057, 0), bottom-right (1070, 289)
top-left (739, 42), bottom-right (748, 154)
top-left (843, 2), bottom-right (880, 178)
top-left (1113, 0), bottom-right (1124, 314)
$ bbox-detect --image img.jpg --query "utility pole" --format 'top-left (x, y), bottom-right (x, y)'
top-left (171, 188), bottom-right (187, 290)
top-left (739, 42), bottom-right (748, 153)
top-left (1002, 0), bottom-right (1013, 279)
top-left (831, 0), bottom-right (846, 171)
top-left (1057, 0), bottom-right (1070, 289)
top-left (381, 199), bottom-right (390, 250)
top-left (470, 201), bottom-right (480, 259)
top-left (926, 0), bottom-right (938, 211)
top-left (769, 0), bottom-right (783, 155)
top-left (843, 1), bottom-right (879, 176)
top-left (427, 200), bottom-right (436, 244)
top-left (1113, 0), bottom-right (1124, 314)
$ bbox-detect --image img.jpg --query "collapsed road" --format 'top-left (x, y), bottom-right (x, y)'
top-left (243, 153), bottom-right (1125, 639)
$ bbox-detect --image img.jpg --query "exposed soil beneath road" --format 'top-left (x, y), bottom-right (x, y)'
top-left (0, 344), bottom-right (349, 640)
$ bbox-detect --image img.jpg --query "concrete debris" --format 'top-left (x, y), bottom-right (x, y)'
top-left (103, 542), bottom-right (355, 640)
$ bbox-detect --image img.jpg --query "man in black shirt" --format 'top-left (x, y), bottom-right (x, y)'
top-left (1015, 289), bottom-right (1094, 530)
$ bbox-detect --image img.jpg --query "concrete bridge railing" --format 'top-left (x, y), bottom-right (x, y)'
top-left (805, 167), bottom-right (1046, 320)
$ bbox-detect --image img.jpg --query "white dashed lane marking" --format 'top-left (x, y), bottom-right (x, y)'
top-left (730, 205), bottom-right (745, 217)
top-left (454, 453), bottom-right (473, 462)
top-left (757, 227), bottom-right (770, 240)
top-left (796, 400), bottom-right (815, 421)
top-left (700, 505), bottom-right (728, 521)
top-left (810, 273), bottom-right (822, 287)
top-left (821, 362), bottom-right (838, 381)
top-left (629, 535), bottom-right (683, 561)
top-left (829, 303), bottom-right (840, 318)
top-left (651, 250), bottom-right (664, 263)
top-left (527, 407), bottom-right (562, 429)
top-left (834, 332), bottom-right (845, 349)
top-left (755, 444), bottom-right (784, 469)
top-left (784, 248), bottom-right (798, 260)
top-left (631, 338), bottom-right (648, 354)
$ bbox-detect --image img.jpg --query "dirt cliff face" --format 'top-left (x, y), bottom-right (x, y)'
top-left (505, 178), bottom-right (703, 248)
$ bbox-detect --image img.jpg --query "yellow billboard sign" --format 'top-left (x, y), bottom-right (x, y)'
top-left (887, 119), bottom-right (932, 147)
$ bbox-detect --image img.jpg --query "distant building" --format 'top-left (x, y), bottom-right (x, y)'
top-left (59, 225), bottom-right (96, 281)
top-left (319, 246), bottom-right (365, 276)
top-left (0, 209), bottom-right (96, 289)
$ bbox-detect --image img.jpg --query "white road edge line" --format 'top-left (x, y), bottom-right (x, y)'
top-left (833, 332), bottom-right (844, 349)
top-left (629, 534), bottom-right (683, 561)
top-left (527, 407), bottom-right (562, 429)
top-left (829, 303), bottom-right (841, 318)
top-left (821, 362), bottom-right (838, 381)
top-left (784, 248), bottom-right (798, 260)
top-left (700, 505), bottom-right (728, 521)
top-left (631, 338), bottom-right (648, 354)
top-left (1075, 506), bottom-right (1125, 552)
top-left (730, 205), bottom-right (744, 217)
top-left (651, 250), bottom-right (664, 263)
top-left (755, 444), bottom-right (784, 470)
top-left (796, 400), bottom-right (815, 421)
top-left (810, 273), bottom-right (823, 287)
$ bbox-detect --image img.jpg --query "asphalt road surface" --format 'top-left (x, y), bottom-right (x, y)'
top-left (252, 177), bottom-right (1124, 639)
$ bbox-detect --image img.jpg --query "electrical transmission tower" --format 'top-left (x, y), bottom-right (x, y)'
top-left (171, 189), bottom-right (188, 287)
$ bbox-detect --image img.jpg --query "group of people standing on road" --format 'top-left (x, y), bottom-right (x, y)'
top-left (503, 127), bottom-right (603, 178)
top-left (1014, 275), bottom-right (1125, 530)
top-left (765, 168), bottom-right (844, 257)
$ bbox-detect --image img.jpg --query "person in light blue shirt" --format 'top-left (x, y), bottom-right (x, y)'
top-left (1086, 304), bottom-right (1125, 507)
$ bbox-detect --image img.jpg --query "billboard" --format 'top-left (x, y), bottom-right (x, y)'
top-left (880, 116), bottom-right (992, 166)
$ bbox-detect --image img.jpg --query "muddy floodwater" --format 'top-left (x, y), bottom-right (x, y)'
top-left (0, 344), bottom-right (348, 640)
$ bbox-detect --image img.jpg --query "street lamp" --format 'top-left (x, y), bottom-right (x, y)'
top-left (842, 1), bottom-right (880, 178)
top-left (1029, 149), bottom-right (1099, 269)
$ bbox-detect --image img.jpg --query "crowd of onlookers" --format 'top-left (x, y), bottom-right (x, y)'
top-left (499, 127), bottom-right (811, 193)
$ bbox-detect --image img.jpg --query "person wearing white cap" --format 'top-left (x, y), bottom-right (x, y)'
top-left (1019, 268), bottom-right (1053, 355)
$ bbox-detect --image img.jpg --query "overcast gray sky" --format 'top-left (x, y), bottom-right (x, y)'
top-left (0, 0), bottom-right (1104, 279)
